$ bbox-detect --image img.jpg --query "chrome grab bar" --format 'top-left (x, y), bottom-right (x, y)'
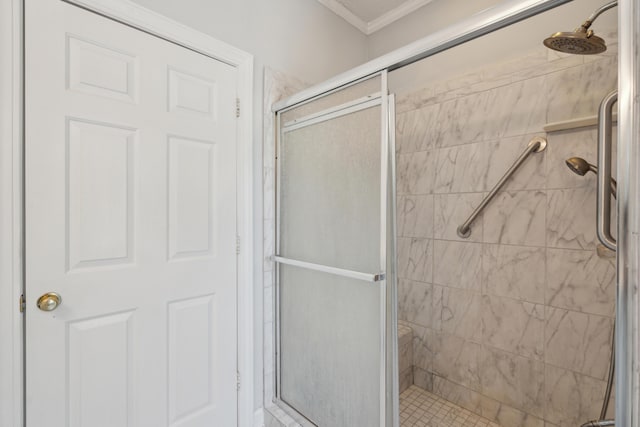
top-left (597, 90), bottom-right (617, 251)
top-left (457, 136), bottom-right (547, 238)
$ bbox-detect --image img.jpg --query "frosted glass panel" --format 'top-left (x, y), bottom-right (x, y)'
top-left (276, 76), bottom-right (391, 427)
top-left (279, 264), bottom-right (382, 427)
top-left (280, 105), bottom-right (382, 273)
top-left (281, 75), bottom-right (381, 124)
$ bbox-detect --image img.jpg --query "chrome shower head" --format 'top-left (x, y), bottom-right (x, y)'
top-left (543, 30), bottom-right (607, 55)
top-left (543, 0), bottom-right (616, 55)
top-left (565, 156), bottom-right (617, 198)
top-left (565, 157), bottom-right (597, 176)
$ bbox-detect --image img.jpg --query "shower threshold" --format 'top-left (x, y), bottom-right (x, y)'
top-left (400, 386), bottom-right (502, 427)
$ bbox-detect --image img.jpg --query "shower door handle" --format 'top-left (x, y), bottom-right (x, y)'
top-left (597, 90), bottom-right (617, 251)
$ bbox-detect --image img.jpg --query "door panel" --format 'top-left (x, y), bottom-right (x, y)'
top-left (67, 311), bottom-right (135, 427)
top-left (167, 135), bottom-right (216, 259)
top-left (279, 105), bottom-right (382, 273)
top-left (167, 295), bottom-right (217, 425)
top-left (279, 264), bottom-right (382, 427)
top-left (275, 76), bottom-right (391, 426)
top-left (25, 1), bottom-right (238, 425)
top-left (67, 118), bottom-right (136, 270)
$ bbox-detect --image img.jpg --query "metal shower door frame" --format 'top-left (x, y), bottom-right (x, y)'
top-left (272, 0), bottom-right (573, 113)
top-left (273, 71), bottom-right (391, 427)
top-left (616, 0), bottom-right (640, 425)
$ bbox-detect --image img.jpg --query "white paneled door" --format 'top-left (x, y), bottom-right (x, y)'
top-left (25, 1), bottom-right (239, 426)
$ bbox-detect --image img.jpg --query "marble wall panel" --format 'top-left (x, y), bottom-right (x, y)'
top-left (433, 286), bottom-right (483, 341)
top-left (546, 248), bottom-right (616, 317)
top-left (482, 244), bottom-right (545, 304)
top-left (431, 332), bottom-right (482, 392)
top-left (544, 56), bottom-right (617, 124)
top-left (397, 279), bottom-right (433, 327)
top-left (546, 188), bottom-right (598, 250)
top-left (397, 194), bottom-right (434, 238)
top-left (482, 190), bottom-right (546, 246)
top-left (433, 240), bottom-right (483, 291)
top-left (544, 365), bottom-right (607, 426)
top-left (434, 142), bottom-right (489, 193)
top-left (479, 346), bottom-right (545, 418)
top-left (435, 90), bottom-right (494, 147)
top-left (397, 149), bottom-right (437, 195)
top-left (482, 295), bottom-right (545, 360)
top-left (434, 193), bottom-right (485, 242)
top-left (488, 75), bottom-right (548, 139)
top-left (545, 308), bottom-right (614, 380)
top-left (413, 367), bottom-right (433, 391)
top-left (396, 103), bottom-right (440, 154)
top-left (398, 237), bottom-right (434, 282)
top-left (411, 324), bottom-right (434, 373)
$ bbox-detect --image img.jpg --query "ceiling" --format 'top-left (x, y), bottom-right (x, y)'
top-left (316, 0), bottom-right (435, 35)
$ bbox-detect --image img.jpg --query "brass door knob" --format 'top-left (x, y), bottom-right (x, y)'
top-left (37, 292), bottom-right (62, 311)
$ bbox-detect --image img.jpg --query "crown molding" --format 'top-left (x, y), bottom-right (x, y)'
top-left (316, 0), bottom-right (368, 33)
top-left (368, 0), bottom-right (435, 34)
top-left (317, 0), bottom-right (435, 35)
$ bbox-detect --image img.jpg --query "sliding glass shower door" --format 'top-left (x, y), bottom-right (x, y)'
top-left (274, 73), bottom-right (397, 426)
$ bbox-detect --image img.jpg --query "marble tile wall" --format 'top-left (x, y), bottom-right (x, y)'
top-left (399, 323), bottom-right (414, 393)
top-left (396, 44), bottom-right (618, 427)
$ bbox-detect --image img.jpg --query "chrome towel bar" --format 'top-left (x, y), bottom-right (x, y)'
top-left (272, 256), bottom-right (386, 282)
top-left (457, 136), bottom-right (547, 238)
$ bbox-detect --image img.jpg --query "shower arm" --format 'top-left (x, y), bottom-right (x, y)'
top-left (580, 0), bottom-right (617, 31)
top-left (457, 136), bottom-right (547, 239)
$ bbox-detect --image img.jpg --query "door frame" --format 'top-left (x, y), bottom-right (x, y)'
top-left (0, 1), bottom-right (255, 426)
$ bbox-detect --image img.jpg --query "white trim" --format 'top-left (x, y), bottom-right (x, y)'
top-left (253, 408), bottom-right (265, 427)
top-left (235, 53), bottom-right (256, 427)
top-left (1, 0), bottom-right (254, 426)
top-left (316, 0), bottom-right (435, 35)
top-left (0, 0), bottom-right (24, 426)
top-left (367, 0), bottom-right (435, 34)
top-left (62, 0), bottom-right (251, 66)
top-left (316, 0), bottom-right (368, 34)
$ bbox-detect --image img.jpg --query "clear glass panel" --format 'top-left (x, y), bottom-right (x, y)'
top-left (279, 264), bottom-right (382, 427)
top-left (279, 105), bottom-right (382, 273)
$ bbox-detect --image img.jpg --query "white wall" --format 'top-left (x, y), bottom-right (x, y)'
top-left (365, 0), bottom-right (617, 93)
top-left (130, 0), bottom-right (368, 85)
top-left (127, 0), bottom-right (368, 416)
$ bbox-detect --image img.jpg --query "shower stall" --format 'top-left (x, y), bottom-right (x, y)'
top-left (265, 0), bottom-right (640, 425)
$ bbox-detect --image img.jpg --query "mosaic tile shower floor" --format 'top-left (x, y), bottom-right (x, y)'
top-left (400, 386), bottom-right (502, 427)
